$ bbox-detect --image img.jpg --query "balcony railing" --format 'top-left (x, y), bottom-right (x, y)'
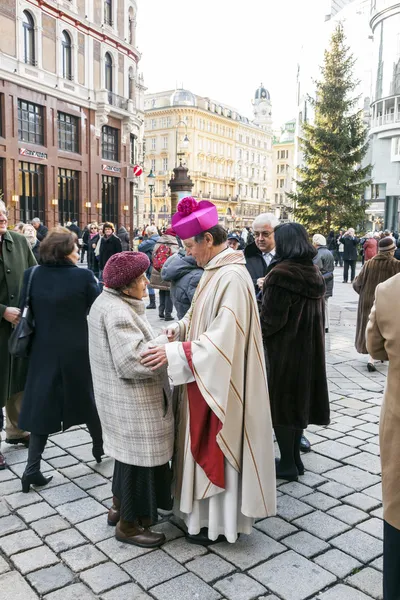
top-left (108, 92), bottom-right (129, 111)
top-left (371, 112), bottom-right (400, 128)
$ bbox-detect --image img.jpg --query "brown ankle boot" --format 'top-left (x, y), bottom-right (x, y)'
top-left (107, 496), bottom-right (121, 526)
top-left (116, 519), bottom-right (166, 548)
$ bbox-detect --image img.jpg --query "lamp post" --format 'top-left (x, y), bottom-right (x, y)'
top-left (51, 199), bottom-right (58, 226)
top-left (123, 204), bottom-right (129, 228)
top-left (85, 201), bottom-right (91, 225)
top-left (175, 120), bottom-right (190, 167)
top-left (11, 192), bottom-right (19, 225)
top-left (147, 170), bottom-right (155, 224)
top-left (96, 202), bottom-right (102, 224)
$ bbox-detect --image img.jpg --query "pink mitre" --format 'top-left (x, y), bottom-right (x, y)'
top-left (172, 197), bottom-right (219, 240)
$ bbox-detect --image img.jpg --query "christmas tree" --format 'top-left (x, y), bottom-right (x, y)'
top-left (289, 24), bottom-right (372, 235)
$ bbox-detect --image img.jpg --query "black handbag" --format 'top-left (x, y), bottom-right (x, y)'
top-left (8, 266), bottom-right (39, 358)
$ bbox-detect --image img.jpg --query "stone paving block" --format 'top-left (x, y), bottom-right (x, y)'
top-left (186, 553), bottom-right (235, 582)
top-left (89, 457), bottom-right (114, 478)
top-left (282, 531), bottom-right (330, 558)
top-left (316, 428), bottom-right (346, 440)
top-left (44, 582), bottom-right (96, 599)
top-left (278, 482), bottom-right (313, 498)
top-left (47, 455), bottom-right (79, 469)
top-left (162, 537), bottom-right (208, 563)
top-left (96, 536), bottom-right (153, 564)
top-left (75, 515), bottom-right (115, 543)
top-left (298, 472), bottom-right (327, 488)
top-left (293, 510), bottom-right (350, 540)
top-left (73, 473), bottom-right (108, 490)
top-left (45, 528), bottom-right (86, 553)
top-left (317, 481), bottom-right (355, 498)
top-left (80, 562), bottom-right (131, 594)
top-left (0, 570), bottom-right (39, 600)
top-left (211, 529), bottom-right (285, 570)
top-left (122, 549), bottom-right (186, 589)
top-left (357, 422), bottom-right (379, 435)
top-left (327, 505), bottom-right (369, 525)
top-left (371, 556), bottom-right (383, 571)
top-left (152, 521), bottom-right (185, 541)
top-left (301, 492), bottom-right (341, 511)
top-left (11, 545), bottom-right (59, 574)
top-left (0, 555), bottom-right (11, 574)
top-left (0, 499), bottom-right (10, 517)
top-left (31, 515), bottom-right (70, 537)
top-left (41, 446), bottom-right (67, 460)
top-left (325, 465), bottom-right (381, 491)
top-left (4, 490), bottom-right (42, 510)
top-left (38, 471), bottom-right (69, 489)
top-left (371, 506), bottom-right (383, 519)
top-left (69, 444), bottom-right (95, 462)
top-left (317, 584), bottom-right (374, 599)
top-left (57, 497), bottom-right (107, 524)
top-left (301, 453), bottom-right (342, 474)
top-left (250, 550), bottom-right (336, 600)
top-left (17, 502), bottom-right (56, 523)
top-left (100, 582), bottom-right (152, 599)
top-left (343, 492), bottom-right (381, 512)
top-left (0, 515), bottom-right (27, 537)
top-left (276, 495), bottom-right (313, 521)
top-left (87, 484), bottom-right (112, 502)
top-left (39, 483), bottom-right (88, 507)
top-left (346, 567), bottom-right (383, 599)
top-left (363, 483), bottom-right (382, 501)
top-left (335, 416), bottom-right (364, 427)
top-left (340, 436), bottom-right (366, 448)
top-left (151, 573), bottom-right (221, 600)
top-left (331, 529), bottom-right (383, 563)
top-left (313, 440), bottom-right (359, 460)
top-left (254, 516), bottom-right (298, 540)
top-left (357, 517), bottom-right (383, 540)
top-left (213, 573), bottom-right (266, 600)
top-left (3, 447), bottom-right (29, 465)
top-left (0, 529), bottom-right (42, 556)
top-left (344, 452), bottom-right (381, 475)
top-left (314, 548), bottom-right (362, 578)
top-left (27, 563), bottom-right (75, 595)
top-left (0, 468), bottom-right (17, 483)
top-left (51, 429), bottom-right (92, 448)
top-left (59, 464), bottom-right (94, 479)
top-left (351, 429), bottom-right (373, 440)
top-left (61, 544), bottom-right (107, 571)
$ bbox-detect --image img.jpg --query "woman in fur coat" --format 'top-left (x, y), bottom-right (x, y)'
top-left (353, 237), bottom-right (400, 371)
top-left (261, 223), bottom-right (330, 482)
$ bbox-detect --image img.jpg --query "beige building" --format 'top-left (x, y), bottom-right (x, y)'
top-left (0, 0), bottom-right (145, 231)
top-left (143, 85), bottom-right (273, 228)
top-left (272, 119), bottom-right (296, 221)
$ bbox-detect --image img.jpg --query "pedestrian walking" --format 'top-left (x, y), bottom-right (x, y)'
top-left (88, 252), bottom-right (174, 548)
top-left (161, 247), bottom-right (203, 320)
top-left (22, 224), bottom-right (40, 262)
top-left (149, 229), bottom-right (180, 320)
top-left (353, 237), bottom-right (400, 372)
top-left (261, 223), bottom-right (330, 482)
top-left (81, 225), bottom-right (89, 263)
top-left (313, 234), bottom-right (334, 333)
top-left (363, 232), bottom-right (378, 262)
top-left (98, 222), bottom-right (122, 278)
top-left (141, 197), bottom-right (276, 544)
top-left (117, 226), bottom-right (130, 251)
top-left (0, 202), bottom-right (36, 470)
top-left (336, 231), bottom-right (344, 267)
top-left (19, 227), bottom-right (103, 492)
top-left (87, 223), bottom-right (100, 277)
top-left (31, 218), bottom-right (48, 242)
top-left (138, 226), bottom-right (160, 310)
top-left (366, 273), bottom-right (400, 599)
top-left (341, 228), bottom-right (359, 283)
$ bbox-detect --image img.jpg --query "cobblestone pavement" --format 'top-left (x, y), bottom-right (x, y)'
top-left (0, 267), bottom-right (385, 599)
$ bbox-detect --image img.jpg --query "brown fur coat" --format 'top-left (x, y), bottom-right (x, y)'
top-left (353, 253), bottom-right (400, 354)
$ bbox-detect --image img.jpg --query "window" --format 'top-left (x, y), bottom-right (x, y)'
top-left (102, 125), bottom-right (119, 161)
top-left (275, 193), bottom-right (278, 202)
top-left (58, 112), bottom-right (79, 153)
top-left (104, 0), bottom-right (113, 26)
top-left (58, 169), bottom-right (79, 223)
top-left (23, 11), bottom-right (35, 65)
top-left (61, 31), bottom-right (72, 80)
top-left (151, 159), bottom-right (156, 171)
top-left (19, 162), bottom-right (44, 223)
top-left (102, 175), bottom-right (118, 225)
top-left (18, 100), bottom-right (43, 145)
top-left (105, 52), bottom-right (113, 92)
top-left (163, 158), bottom-right (168, 171)
top-left (151, 138), bottom-right (156, 150)
top-left (151, 119), bottom-right (156, 129)
top-left (130, 134), bottom-right (137, 165)
top-left (276, 165), bottom-right (279, 174)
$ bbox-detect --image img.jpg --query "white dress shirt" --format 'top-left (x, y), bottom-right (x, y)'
top-left (262, 248), bottom-right (276, 267)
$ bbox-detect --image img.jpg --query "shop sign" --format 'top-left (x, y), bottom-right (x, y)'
top-left (102, 164), bottom-right (121, 173)
top-left (19, 148), bottom-right (47, 160)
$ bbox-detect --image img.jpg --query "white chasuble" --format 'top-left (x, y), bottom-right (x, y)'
top-left (166, 248), bottom-right (276, 542)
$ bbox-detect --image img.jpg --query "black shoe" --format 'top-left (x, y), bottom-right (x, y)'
top-left (275, 458), bottom-right (298, 482)
top-left (22, 471), bottom-right (53, 493)
top-left (92, 443), bottom-right (104, 464)
top-left (367, 362), bottom-right (377, 372)
top-left (159, 313), bottom-right (165, 319)
top-left (300, 435), bottom-right (311, 453)
top-left (147, 302), bottom-right (156, 309)
top-left (164, 316), bottom-right (174, 321)
top-left (186, 527), bottom-right (222, 546)
top-left (6, 436), bottom-right (30, 447)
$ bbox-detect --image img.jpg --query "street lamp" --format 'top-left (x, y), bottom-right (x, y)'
top-left (175, 120), bottom-right (190, 166)
top-left (85, 201), bottom-right (91, 225)
top-left (147, 170), bottom-right (156, 224)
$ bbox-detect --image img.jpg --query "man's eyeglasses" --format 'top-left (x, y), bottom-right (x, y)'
top-left (0, 220), bottom-right (8, 225)
top-left (254, 231), bottom-right (273, 239)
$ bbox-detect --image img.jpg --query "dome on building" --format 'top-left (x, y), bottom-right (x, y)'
top-left (170, 89), bottom-right (196, 107)
top-left (255, 84), bottom-right (270, 101)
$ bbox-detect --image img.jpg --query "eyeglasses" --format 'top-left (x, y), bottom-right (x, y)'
top-left (254, 231), bottom-right (273, 239)
top-left (0, 220), bottom-right (8, 225)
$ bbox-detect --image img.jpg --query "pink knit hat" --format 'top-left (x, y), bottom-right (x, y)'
top-left (103, 251), bottom-right (150, 289)
top-left (172, 197), bottom-right (219, 240)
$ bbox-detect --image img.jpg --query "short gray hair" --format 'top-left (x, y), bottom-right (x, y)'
top-left (0, 200), bottom-right (7, 216)
top-left (31, 217), bottom-right (41, 224)
top-left (146, 225), bottom-right (158, 237)
top-left (252, 213), bottom-right (280, 230)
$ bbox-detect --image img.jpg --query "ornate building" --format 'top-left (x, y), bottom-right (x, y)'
top-left (143, 85), bottom-right (273, 228)
top-left (0, 0), bottom-right (145, 230)
top-left (272, 119), bottom-right (296, 221)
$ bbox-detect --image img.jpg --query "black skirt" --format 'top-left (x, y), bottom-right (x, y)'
top-left (112, 460), bottom-right (172, 525)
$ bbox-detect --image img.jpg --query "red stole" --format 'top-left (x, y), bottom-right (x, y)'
top-left (182, 341), bottom-right (225, 489)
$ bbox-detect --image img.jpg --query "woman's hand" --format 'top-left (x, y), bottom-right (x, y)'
top-left (3, 307), bottom-right (21, 325)
top-left (164, 323), bottom-right (179, 342)
top-left (140, 346), bottom-right (168, 371)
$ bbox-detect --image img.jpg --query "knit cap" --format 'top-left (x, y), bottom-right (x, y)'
top-left (103, 252), bottom-right (150, 289)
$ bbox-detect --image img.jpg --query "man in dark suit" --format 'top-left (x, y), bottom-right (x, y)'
top-left (340, 228), bottom-right (359, 283)
top-left (31, 218), bottom-right (48, 242)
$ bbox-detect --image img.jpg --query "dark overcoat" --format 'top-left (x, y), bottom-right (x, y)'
top-left (18, 263), bottom-right (100, 434)
top-left (99, 234), bottom-right (122, 270)
top-left (244, 242), bottom-right (269, 293)
top-left (261, 259), bottom-right (330, 429)
top-left (313, 246), bottom-right (334, 298)
top-left (0, 231), bottom-right (37, 408)
top-left (353, 253), bottom-right (400, 354)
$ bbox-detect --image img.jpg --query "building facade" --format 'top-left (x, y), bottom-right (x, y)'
top-left (143, 86), bottom-right (273, 228)
top-left (272, 120), bottom-right (296, 221)
top-left (0, 0), bottom-right (145, 230)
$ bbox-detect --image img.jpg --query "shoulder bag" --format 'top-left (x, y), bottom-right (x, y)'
top-left (8, 265), bottom-right (39, 358)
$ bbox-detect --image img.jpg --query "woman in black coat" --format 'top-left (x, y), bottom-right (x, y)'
top-left (99, 222), bottom-right (122, 273)
top-left (19, 227), bottom-right (103, 492)
top-left (261, 223), bottom-right (330, 482)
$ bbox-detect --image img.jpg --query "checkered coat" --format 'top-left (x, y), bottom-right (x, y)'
top-left (88, 288), bottom-right (174, 467)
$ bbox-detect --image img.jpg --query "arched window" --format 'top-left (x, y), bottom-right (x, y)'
top-left (23, 11), bottom-right (35, 65)
top-left (61, 31), bottom-right (72, 80)
top-left (105, 53), bottom-right (113, 93)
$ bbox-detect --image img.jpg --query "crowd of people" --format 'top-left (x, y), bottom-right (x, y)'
top-left (0, 198), bottom-right (399, 597)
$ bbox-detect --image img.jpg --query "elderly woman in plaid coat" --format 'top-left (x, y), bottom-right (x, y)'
top-left (88, 251), bottom-right (174, 549)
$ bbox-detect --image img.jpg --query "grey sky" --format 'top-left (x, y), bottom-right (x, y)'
top-left (137, 0), bottom-right (327, 128)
